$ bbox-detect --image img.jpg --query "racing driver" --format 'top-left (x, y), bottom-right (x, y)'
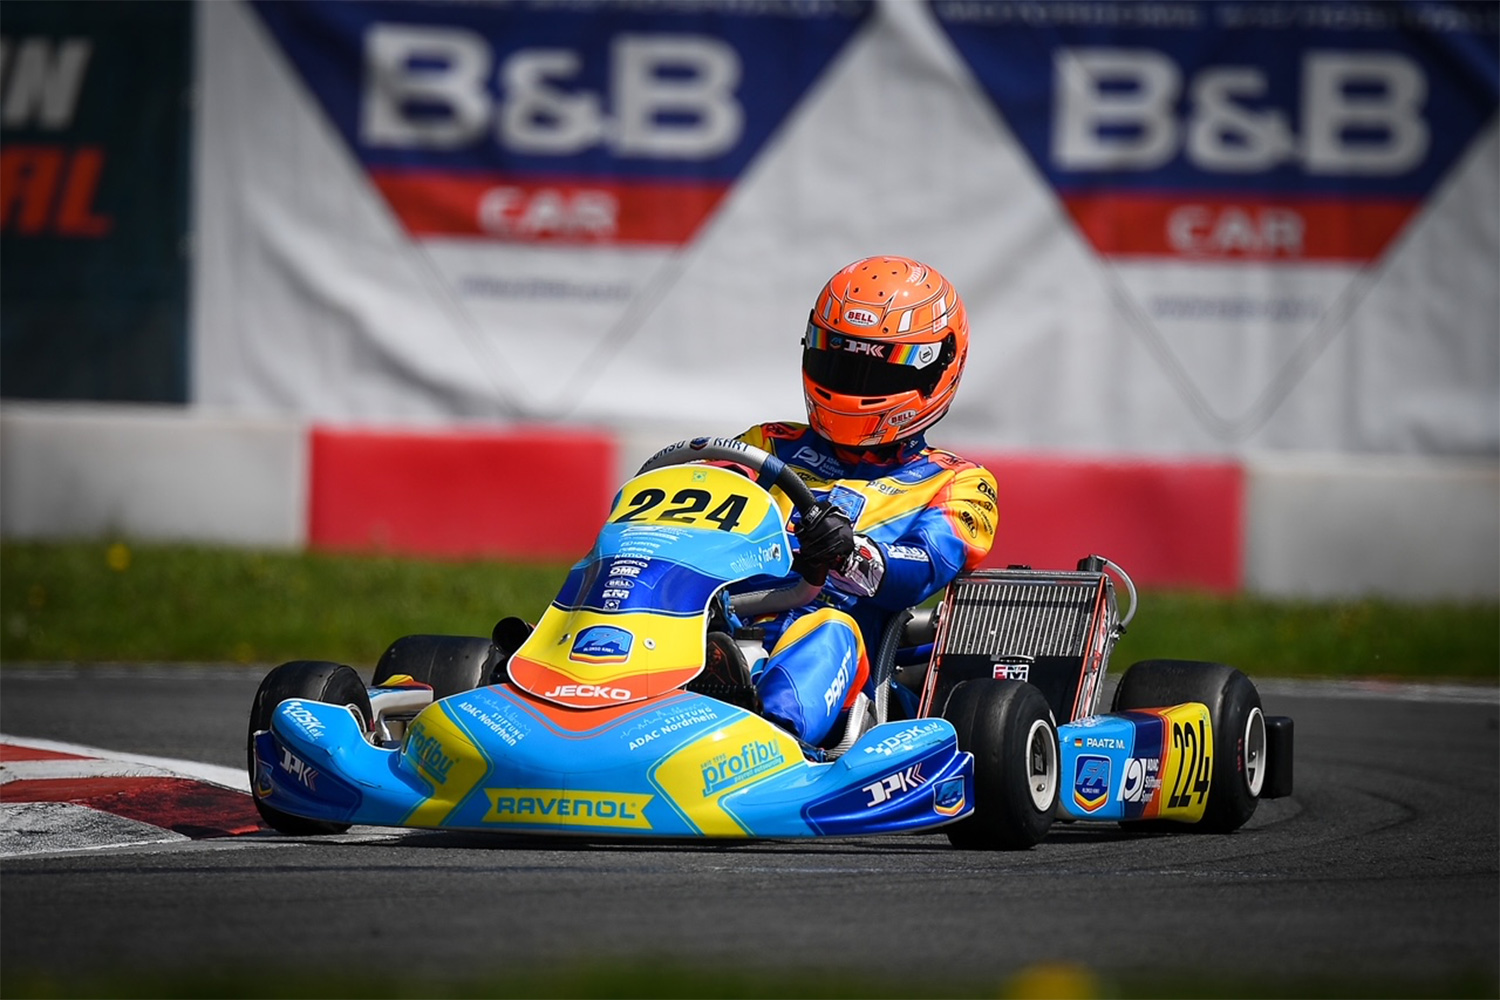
top-left (737, 255), bottom-right (997, 749)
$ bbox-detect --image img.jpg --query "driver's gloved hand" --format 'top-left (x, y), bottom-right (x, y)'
top-left (792, 500), bottom-right (855, 586)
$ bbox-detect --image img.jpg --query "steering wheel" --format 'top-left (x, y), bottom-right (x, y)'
top-left (636, 438), bottom-right (817, 515)
top-left (636, 437), bottom-right (823, 615)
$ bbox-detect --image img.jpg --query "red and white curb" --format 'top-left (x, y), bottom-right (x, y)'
top-left (0, 733), bottom-right (262, 858)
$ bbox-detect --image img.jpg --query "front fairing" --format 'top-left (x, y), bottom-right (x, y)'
top-left (507, 464), bottom-right (795, 708)
top-left (252, 684), bottom-right (974, 838)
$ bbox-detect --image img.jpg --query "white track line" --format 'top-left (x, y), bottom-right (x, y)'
top-left (0, 733), bottom-right (249, 792)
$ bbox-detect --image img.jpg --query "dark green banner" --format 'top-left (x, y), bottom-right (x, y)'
top-left (1, 0), bottom-right (191, 403)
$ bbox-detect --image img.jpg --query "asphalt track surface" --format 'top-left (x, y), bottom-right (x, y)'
top-left (2, 666), bottom-right (1497, 995)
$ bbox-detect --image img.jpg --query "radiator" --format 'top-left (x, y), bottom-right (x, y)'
top-left (919, 564), bottom-right (1124, 724)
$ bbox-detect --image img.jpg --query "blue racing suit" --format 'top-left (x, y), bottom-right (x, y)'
top-left (735, 422), bottom-right (997, 746)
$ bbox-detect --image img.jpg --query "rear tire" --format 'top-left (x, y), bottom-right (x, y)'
top-left (1111, 659), bottom-right (1266, 833)
top-left (371, 635), bottom-right (501, 699)
top-left (941, 680), bottom-right (1059, 850)
top-left (247, 660), bottom-right (372, 835)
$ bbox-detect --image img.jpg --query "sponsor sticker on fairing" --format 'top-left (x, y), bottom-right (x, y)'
top-left (281, 701), bottom-right (325, 739)
top-left (700, 738), bottom-right (787, 796)
top-left (405, 720), bottom-right (457, 786)
top-left (1072, 754), bottom-right (1112, 813)
top-left (279, 747), bottom-right (319, 791)
top-left (484, 788), bottom-right (653, 829)
top-left (569, 624), bottom-right (633, 664)
top-left (862, 721), bottom-right (947, 757)
top-left (862, 765), bottom-right (926, 807)
top-left (933, 776), bottom-right (967, 817)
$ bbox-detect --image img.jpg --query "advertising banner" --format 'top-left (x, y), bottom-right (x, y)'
top-left (194, 0), bottom-right (1498, 456)
top-left (196, 0), bottom-right (872, 426)
top-left (0, 1), bottom-right (191, 403)
top-left (934, 0), bottom-right (1499, 444)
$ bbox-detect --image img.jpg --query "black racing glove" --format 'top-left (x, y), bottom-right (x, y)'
top-left (792, 500), bottom-right (855, 585)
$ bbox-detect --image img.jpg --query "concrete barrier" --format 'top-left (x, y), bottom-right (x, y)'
top-left (1245, 451), bottom-right (1500, 600)
top-left (1, 403), bottom-right (306, 548)
top-left (3, 404), bottom-right (1495, 600)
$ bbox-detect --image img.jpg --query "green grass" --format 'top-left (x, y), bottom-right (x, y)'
top-left (1, 540), bottom-right (1496, 681)
top-left (1117, 590), bottom-right (1498, 682)
top-left (0, 540), bottom-right (570, 666)
top-left (3, 960), bottom-right (1496, 1000)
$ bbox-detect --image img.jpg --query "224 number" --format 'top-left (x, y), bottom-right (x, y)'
top-left (612, 488), bottom-right (749, 533)
top-left (1167, 718), bottom-right (1212, 810)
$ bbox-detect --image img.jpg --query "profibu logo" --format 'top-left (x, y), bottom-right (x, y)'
top-left (700, 739), bottom-right (785, 796)
top-left (406, 722), bottom-right (456, 785)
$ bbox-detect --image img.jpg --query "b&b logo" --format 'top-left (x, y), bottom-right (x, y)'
top-left (251, 1), bottom-right (872, 245)
top-left (935, 1), bottom-right (1497, 263)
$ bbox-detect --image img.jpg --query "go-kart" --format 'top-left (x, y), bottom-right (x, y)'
top-left (248, 437), bottom-right (1293, 849)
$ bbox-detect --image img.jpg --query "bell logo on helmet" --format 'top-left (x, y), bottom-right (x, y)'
top-left (843, 307), bottom-right (879, 327)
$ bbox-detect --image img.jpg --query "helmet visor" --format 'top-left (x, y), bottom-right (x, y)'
top-left (802, 322), bottom-right (951, 397)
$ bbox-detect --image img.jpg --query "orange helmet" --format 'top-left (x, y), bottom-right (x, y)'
top-left (801, 256), bottom-right (969, 448)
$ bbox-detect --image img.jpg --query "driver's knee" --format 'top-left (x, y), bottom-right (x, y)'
top-left (756, 608), bottom-right (869, 745)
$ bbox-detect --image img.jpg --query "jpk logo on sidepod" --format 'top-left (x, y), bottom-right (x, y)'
top-left (862, 765), bottom-right (925, 807)
top-left (278, 747), bottom-right (319, 791)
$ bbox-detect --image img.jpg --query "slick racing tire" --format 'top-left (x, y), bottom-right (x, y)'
top-left (941, 679), bottom-right (1059, 851)
top-left (1111, 659), bottom-right (1267, 834)
top-left (371, 635), bottom-right (502, 699)
top-left (247, 660), bottom-right (373, 836)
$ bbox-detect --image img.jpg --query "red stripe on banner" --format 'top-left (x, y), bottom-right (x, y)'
top-left (973, 453), bottom-right (1243, 593)
top-left (1062, 193), bottom-right (1418, 262)
top-left (369, 169), bottom-right (731, 245)
top-left (1, 777), bottom-right (263, 837)
top-left (309, 426), bottom-right (615, 560)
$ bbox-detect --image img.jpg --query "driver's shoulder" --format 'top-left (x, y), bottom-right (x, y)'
top-left (916, 445), bottom-right (990, 480)
top-left (740, 421), bottom-right (818, 455)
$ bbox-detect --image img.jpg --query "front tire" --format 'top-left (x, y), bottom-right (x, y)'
top-left (1111, 659), bottom-right (1267, 833)
top-left (941, 680), bottom-right (1059, 850)
top-left (247, 660), bottom-right (372, 835)
top-left (371, 635), bottom-right (501, 699)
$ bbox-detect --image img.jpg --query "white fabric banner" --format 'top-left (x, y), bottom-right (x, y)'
top-left (193, 0), bottom-right (1499, 457)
